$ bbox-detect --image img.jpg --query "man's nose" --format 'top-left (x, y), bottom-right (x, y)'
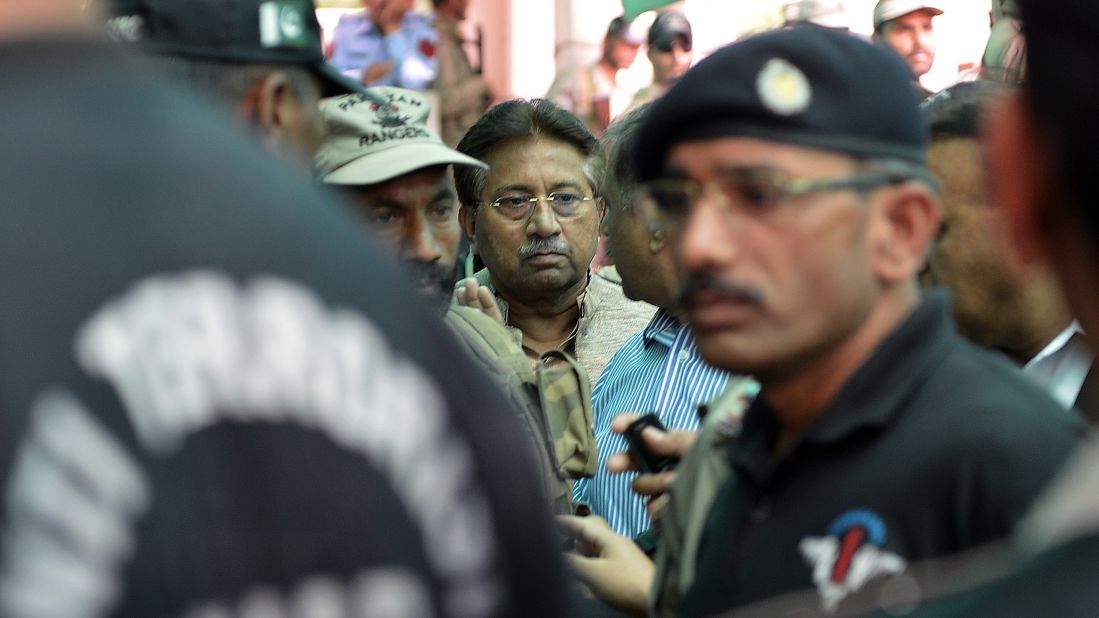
top-left (916, 29), bottom-right (934, 52)
top-left (403, 215), bottom-right (444, 263)
top-left (526, 200), bottom-right (563, 237)
top-left (679, 192), bottom-right (740, 276)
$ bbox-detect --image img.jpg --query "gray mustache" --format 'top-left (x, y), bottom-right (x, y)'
top-left (676, 273), bottom-right (765, 308)
top-left (518, 237), bottom-right (571, 259)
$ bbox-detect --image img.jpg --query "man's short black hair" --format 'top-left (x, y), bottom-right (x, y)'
top-left (454, 98), bottom-right (601, 210)
top-left (140, 55), bottom-right (319, 111)
top-left (921, 80), bottom-right (1008, 140)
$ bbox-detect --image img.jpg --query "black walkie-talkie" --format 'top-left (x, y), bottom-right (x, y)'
top-left (624, 413), bottom-right (679, 474)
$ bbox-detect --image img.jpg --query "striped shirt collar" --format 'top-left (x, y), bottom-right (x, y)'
top-left (642, 309), bottom-right (682, 348)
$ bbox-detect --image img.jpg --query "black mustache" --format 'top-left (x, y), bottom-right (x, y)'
top-left (676, 273), bottom-right (765, 308)
top-left (518, 237), bottom-right (571, 259)
top-left (403, 259), bottom-right (455, 314)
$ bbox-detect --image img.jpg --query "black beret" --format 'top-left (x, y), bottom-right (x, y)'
top-left (634, 26), bottom-right (927, 181)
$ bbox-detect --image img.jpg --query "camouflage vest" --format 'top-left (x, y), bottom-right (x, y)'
top-left (445, 306), bottom-right (596, 514)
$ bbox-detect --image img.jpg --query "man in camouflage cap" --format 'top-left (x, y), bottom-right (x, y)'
top-left (317, 87), bottom-right (597, 515)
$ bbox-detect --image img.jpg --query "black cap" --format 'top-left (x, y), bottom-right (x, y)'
top-left (649, 11), bottom-right (692, 51)
top-left (103, 0), bottom-right (363, 97)
top-left (635, 27), bottom-right (927, 181)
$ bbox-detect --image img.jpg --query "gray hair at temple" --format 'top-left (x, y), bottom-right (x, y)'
top-left (454, 98), bottom-right (602, 211)
top-left (598, 103), bottom-right (653, 227)
top-left (139, 56), bottom-right (319, 111)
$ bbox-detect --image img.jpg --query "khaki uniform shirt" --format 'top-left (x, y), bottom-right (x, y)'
top-left (433, 14), bottom-right (489, 147)
top-left (466, 268), bottom-right (655, 388)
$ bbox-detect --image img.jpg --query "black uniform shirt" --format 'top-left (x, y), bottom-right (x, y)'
top-left (0, 39), bottom-right (562, 617)
top-left (682, 291), bottom-right (1082, 616)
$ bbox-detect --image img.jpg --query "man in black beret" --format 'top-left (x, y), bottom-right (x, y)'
top-left (561, 26), bottom-right (1079, 616)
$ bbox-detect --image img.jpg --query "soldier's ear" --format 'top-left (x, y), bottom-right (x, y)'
top-left (868, 182), bottom-right (939, 286)
top-left (239, 71), bottom-right (299, 153)
top-left (458, 204), bottom-right (478, 253)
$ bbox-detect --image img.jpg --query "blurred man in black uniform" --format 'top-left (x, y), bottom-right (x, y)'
top-left (0, 2), bottom-right (562, 615)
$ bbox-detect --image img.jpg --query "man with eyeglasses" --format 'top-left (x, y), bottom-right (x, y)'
top-left (453, 98), bottom-right (655, 388)
top-left (631, 11), bottom-right (693, 108)
top-left (560, 27), bottom-right (1078, 616)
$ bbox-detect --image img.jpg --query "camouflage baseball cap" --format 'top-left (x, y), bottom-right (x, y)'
top-left (316, 87), bottom-right (488, 186)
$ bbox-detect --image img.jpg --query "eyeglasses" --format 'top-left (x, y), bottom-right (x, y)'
top-left (637, 165), bottom-right (923, 235)
top-left (485, 191), bottom-right (597, 222)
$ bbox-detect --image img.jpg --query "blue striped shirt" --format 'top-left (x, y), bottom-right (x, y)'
top-left (574, 310), bottom-right (730, 538)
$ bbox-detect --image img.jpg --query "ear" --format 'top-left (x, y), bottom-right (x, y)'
top-left (238, 72), bottom-right (295, 151)
top-left (458, 204), bottom-right (478, 254)
top-left (649, 228), bottom-right (666, 253)
top-left (984, 92), bottom-right (1054, 265)
top-left (597, 196), bottom-right (607, 223)
top-left (870, 183), bottom-right (940, 286)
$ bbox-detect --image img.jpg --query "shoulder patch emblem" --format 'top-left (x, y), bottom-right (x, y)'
top-left (798, 509), bottom-right (906, 613)
top-left (756, 57), bottom-right (812, 116)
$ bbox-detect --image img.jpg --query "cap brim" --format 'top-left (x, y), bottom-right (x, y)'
top-left (877, 6), bottom-right (944, 27)
top-left (323, 141), bottom-right (488, 186)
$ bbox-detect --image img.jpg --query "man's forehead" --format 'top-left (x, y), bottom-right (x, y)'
top-left (483, 137), bottom-right (590, 184)
top-left (663, 137), bottom-right (854, 175)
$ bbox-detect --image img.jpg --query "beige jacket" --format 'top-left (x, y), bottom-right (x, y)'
top-left (464, 268), bottom-right (655, 388)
